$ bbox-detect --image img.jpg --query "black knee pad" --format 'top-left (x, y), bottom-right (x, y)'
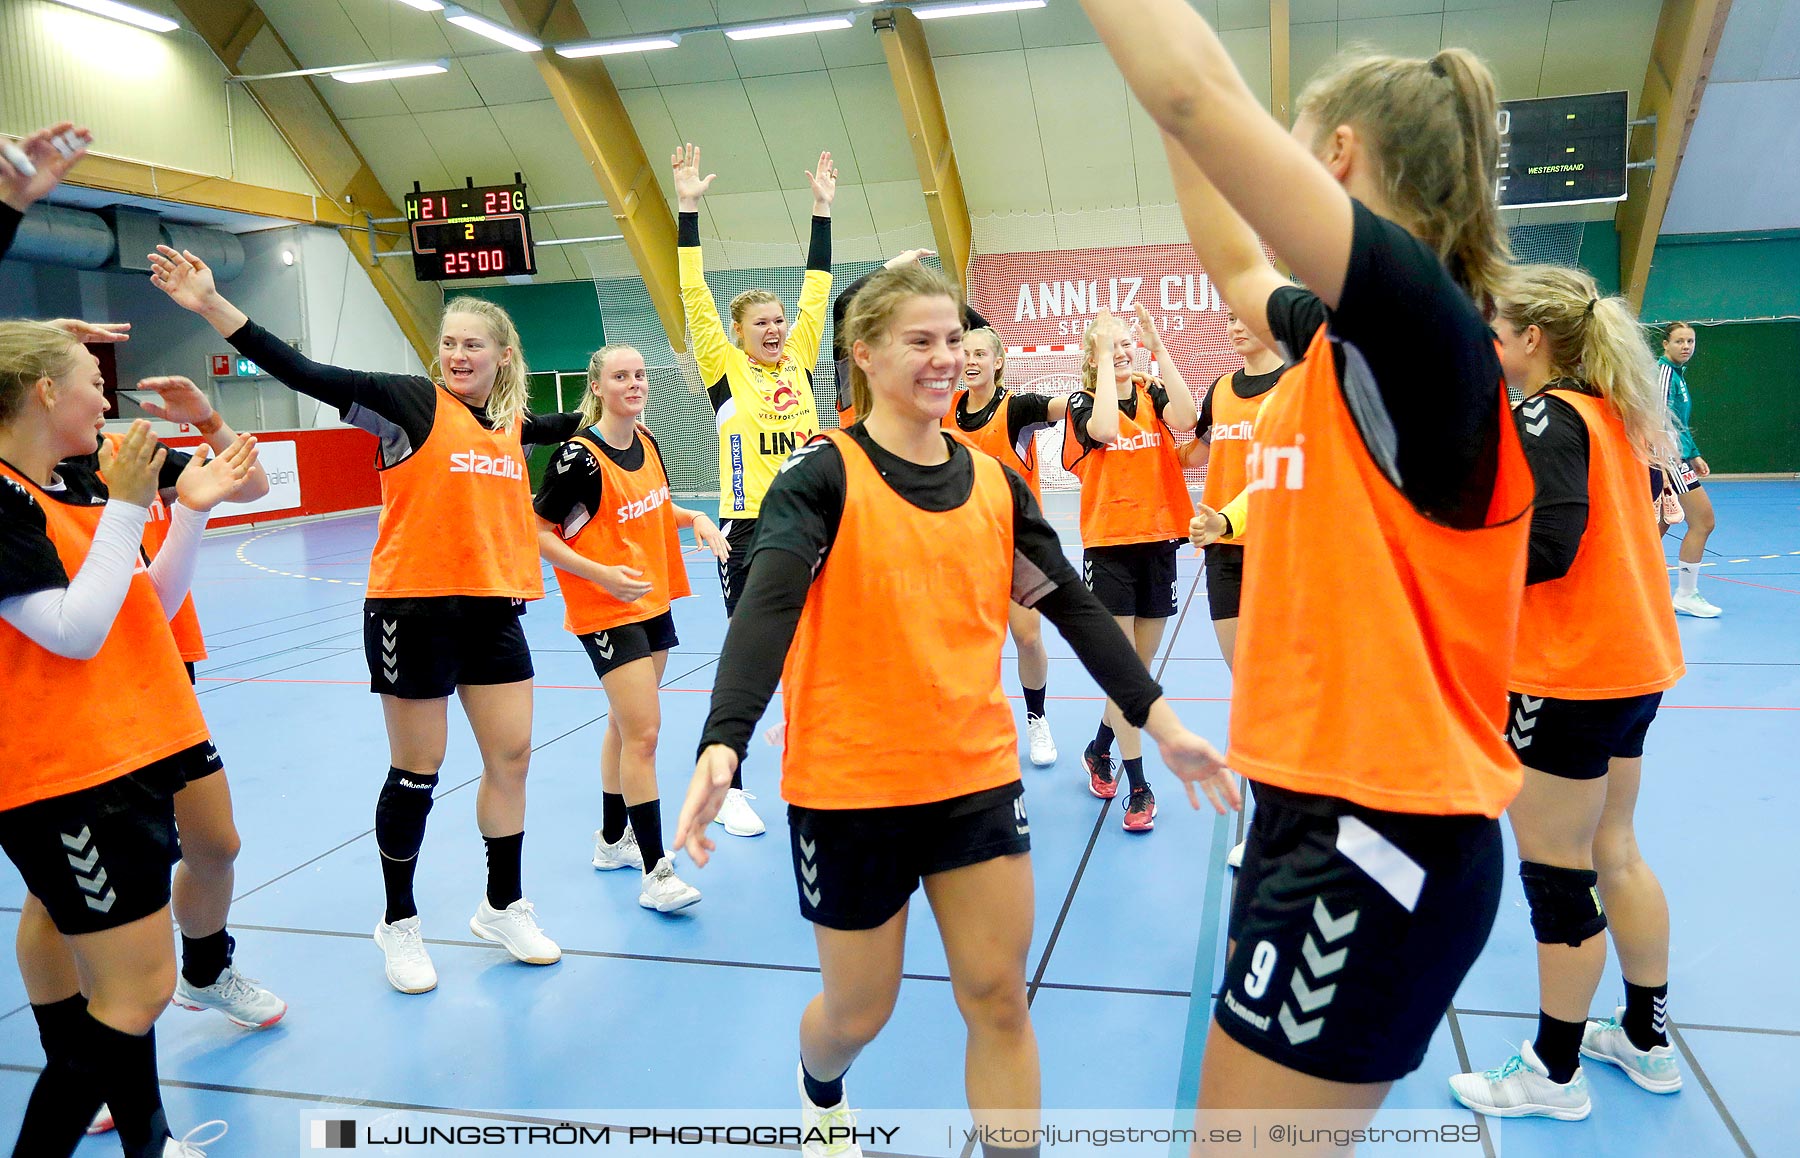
top-left (375, 767), bottom-right (438, 860)
top-left (1519, 861), bottom-right (1607, 946)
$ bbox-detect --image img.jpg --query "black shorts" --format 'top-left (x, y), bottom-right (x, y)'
top-left (1219, 785), bottom-right (1504, 1084)
top-left (0, 749), bottom-right (205, 934)
top-left (1203, 543), bottom-right (1244, 621)
top-left (363, 603), bottom-right (534, 699)
top-left (787, 782), bottom-right (1030, 931)
top-left (1507, 691), bottom-right (1661, 780)
top-left (718, 518), bottom-right (759, 618)
top-left (578, 610), bottom-right (680, 679)
top-left (1084, 541), bottom-right (1180, 619)
top-left (1667, 457), bottom-right (1702, 495)
top-left (176, 665), bottom-right (225, 783)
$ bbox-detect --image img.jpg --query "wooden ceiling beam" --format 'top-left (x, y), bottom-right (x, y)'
top-left (499, 0), bottom-right (685, 351)
top-left (875, 7), bottom-right (973, 286)
top-left (1617, 0), bottom-right (1734, 310)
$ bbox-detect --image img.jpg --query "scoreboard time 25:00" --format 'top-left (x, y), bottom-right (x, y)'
top-left (404, 183), bottom-right (536, 282)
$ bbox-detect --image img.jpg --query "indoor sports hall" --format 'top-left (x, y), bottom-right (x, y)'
top-left (1, 1), bottom-right (1796, 1156)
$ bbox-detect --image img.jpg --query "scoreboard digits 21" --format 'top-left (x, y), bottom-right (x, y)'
top-left (405, 181), bottom-right (536, 282)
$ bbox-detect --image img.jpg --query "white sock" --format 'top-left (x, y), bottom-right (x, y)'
top-left (1677, 561), bottom-right (1699, 596)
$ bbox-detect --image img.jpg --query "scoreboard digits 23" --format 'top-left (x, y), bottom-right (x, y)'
top-left (404, 183), bottom-right (535, 282)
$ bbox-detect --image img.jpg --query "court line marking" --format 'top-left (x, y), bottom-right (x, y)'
top-left (234, 526), bottom-right (365, 587)
top-left (1668, 1022), bottom-right (1756, 1158)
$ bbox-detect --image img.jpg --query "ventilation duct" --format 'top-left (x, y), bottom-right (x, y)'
top-left (5, 204), bottom-right (245, 281)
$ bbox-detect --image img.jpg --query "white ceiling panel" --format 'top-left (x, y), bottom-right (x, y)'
top-left (1016, 1), bottom-right (1102, 49)
top-left (936, 52), bottom-right (1053, 214)
top-left (646, 33), bottom-right (743, 87)
top-left (485, 100), bottom-right (608, 205)
top-left (256, 0), bottom-right (377, 66)
top-left (1539, 0), bottom-right (1662, 110)
top-left (923, 14), bottom-right (1027, 57)
top-left (657, 79), bottom-right (785, 193)
top-left (1292, 20), bottom-right (1340, 90)
top-left (818, 23), bottom-right (889, 69)
top-left (1218, 0), bottom-right (1273, 32)
top-left (340, 113), bottom-right (455, 195)
top-left (1712, 0), bottom-right (1800, 81)
top-left (790, 185), bottom-right (882, 262)
top-left (829, 65), bottom-right (919, 185)
top-left (740, 71), bottom-right (858, 184)
top-left (1664, 79), bottom-right (1800, 232)
top-left (412, 106), bottom-right (521, 185)
top-left (703, 190), bottom-right (801, 265)
top-left (1339, 0), bottom-right (1445, 19)
top-left (1293, 0), bottom-right (1339, 20)
top-left (1025, 44), bottom-right (1140, 210)
top-left (460, 50), bottom-right (552, 107)
top-left (1333, 14), bottom-right (1449, 58)
top-left (1219, 25), bottom-right (1275, 110)
top-left (727, 33), bottom-right (832, 79)
top-left (606, 54), bottom-right (660, 90)
top-left (313, 75), bottom-right (412, 121)
top-left (337, 0), bottom-right (458, 60)
top-left (394, 62), bottom-right (488, 115)
top-left (1442, 3), bottom-right (1553, 98)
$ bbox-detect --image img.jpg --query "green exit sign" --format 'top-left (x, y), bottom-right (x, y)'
top-left (234, 357), bottom-right (261, 377)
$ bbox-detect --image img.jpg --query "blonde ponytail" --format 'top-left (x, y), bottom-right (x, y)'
top-left (1499, 264), bottom-right (1671, 462)
top-left (0, 321), bottom-right (82, 426)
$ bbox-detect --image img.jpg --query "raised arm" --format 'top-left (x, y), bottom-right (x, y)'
top-left (1082, 311), bottom-right (1127, 446)
top-left (1082, 0), bottom-right (1354, 307)
top-left (786, 151), bottom-right (838, 373)
top-left (137, 376), bottom-right (270, 501)
top-left (673, 144), bottom-right (735, 390)
top-left (1136, 304), bottom-right (1198, 432)
top-left (1161, 136), bottom-right (1292, 351)
top-left (1, 123), bottom-right (93, 262)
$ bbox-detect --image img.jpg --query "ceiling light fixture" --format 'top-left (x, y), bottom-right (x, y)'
top-left (443, 5), bottom-right (541, 52)
top-left (45, 0), bottom-right (179, 33)
top-left (391, 0), bottom-right (445, 10)
top-left (911, 0), bottom-right (1047, 17)
top-left (555, 34), bottom-right (683, 58)
top-left (332, 59), bottom-right (450, 83)
top-left (724, 15), bottom-right (855, 41)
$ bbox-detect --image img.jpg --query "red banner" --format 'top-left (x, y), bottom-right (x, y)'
top-left (966, 242), bottom-right (1241, 395)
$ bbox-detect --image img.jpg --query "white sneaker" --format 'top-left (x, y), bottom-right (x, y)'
top-left (1450, 1039), bottom-right (1591, 1120)
top-left (87, 1104), bottom-right (113, 1134)
top-left (1673, 591), bottom-right (1721, 618)
top-left (798, 1062), bottom-right (863, 1157)
top-left (1582, 1008), bottom-right (1683, 1093)
top-left (173, 965), bottom-right (287, 1029)
top-left (374, 916), bottom-right (437, 993)
top-left (714, 788), bottom-right (766, 837)
top-left (592, 826), bottom-right (644, 871)
top-left (639, 856), bottom-right (702, 912)
top-left (1025, 714), bottom-right (1057, 766)
top-left (469, 898), bottom-right (561, 965)
top-left (163, 1120), bottom-right (227, 1156)
top-left (1225, 840), bottom-right (1246, 869)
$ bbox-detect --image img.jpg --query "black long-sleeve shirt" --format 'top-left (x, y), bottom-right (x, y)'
top-left (1262, 200), bottom-right (1510, 528)
top-left (226, 319), bottom-right (580, 613)
top-left (697, 425), bottom-right (1163, 761)
top-left (0, 203), bottom-right (20, 263)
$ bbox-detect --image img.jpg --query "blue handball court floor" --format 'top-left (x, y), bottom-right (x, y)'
top-left (1, 482), bottom-right (1795, 1156)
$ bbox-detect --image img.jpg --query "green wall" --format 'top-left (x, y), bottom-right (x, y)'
top-left (1575, 224), bottom-right (1800, 474)
top-left (458, 280), bottom-right (605, 373)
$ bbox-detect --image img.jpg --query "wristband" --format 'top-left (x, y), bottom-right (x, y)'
top-left (195, 412), bottom-right (224, 435)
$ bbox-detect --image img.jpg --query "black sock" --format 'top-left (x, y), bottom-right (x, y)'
top-left (1623, 981), bottom-right (1670, 1050)
top-left (13, 998), bottom-right (103, 1158)
top-left (87, 1014), bottom-right (170, 1157)
top-left (1091, 722), bottom-right (1114, 754)
top-left (627, 801), bottom-right (666, 873)
top-left (1122, 756), bottom-right (1147, 793)
top-left (731, 762), bottom-right (745, 791)
top-left (1534, 1011), bottom-right (1585, 1084)
top-left (375, 766), bottom-right (437, 925)
top-left (982, 1145), bottom-right (1041, 1158)
top-left (801, 1058), bottom-right (846, 1108)
top-left (1023, 684), bottom-right (1047, 717)
top-left (484, 831), bottom-right (524, 910)
top-left (181, 929), bottom-right (233, 988)
top-left (601, 791), bottom-right (628, 844)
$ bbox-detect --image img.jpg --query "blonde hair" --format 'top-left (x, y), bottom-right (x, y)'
top-left (438, 296), bottom-right (529, 429)
top-left (1298, 47), bottom-right (1511, 315)
top-left (579, 343), bottom-right (641, 427)
top-left (1079, 318), bottom-right (1146, 396)
top-left (1499, 265), bottom-right (1671, 462)
top-left (963, 327), bottom-right (1005, 388)
top-left (841, 263), bottom-right (963, 421)
top-left (0, 321), bottom-right (83, 426)
top-left (729, 288), bottom-right (783, 343)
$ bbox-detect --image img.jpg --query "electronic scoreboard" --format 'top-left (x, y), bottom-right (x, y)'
top-left (1497, 91), bottom-right (1631, 209)
top-left (405, 180), bottom-right (535, 282)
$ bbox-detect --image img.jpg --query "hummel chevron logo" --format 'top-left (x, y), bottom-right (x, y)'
top-left (66, 846), bottom-right (100, 874)
top-left (779, 443), bottom-right (825, 474)
top-left (1312, 897), bottom-right (1359, 942)
top-left (1519, 694), bottom-right (1544, 711)
top-left (1289, 969), bottom-right (1336, 1013)
top-left (800, 859), bottom-right (819, 884)
top-left (61, 828), bottom-right (116, 912)
top-left (1513, 708), bottom-right (1538, 733)
top-left (1278, 1002), bottom-right (1324, 1045)
top-left (803, 883), bottom-right (822, 907)
top-left (1522, 397), bottom-right (1550, 437)
top-left (798, 836), bottom-right (816, 859)
top-left (1510, 695), bottom-right (1543, 749)
top-left (60, 826), bottom-right (91, 851)
top-left (75, 867), bottom-right (108, 896)
top-left (593, 633), bottom-right (615, 660)
top-left (1510, 729), bottom-right (1534, 749)
top-left (1300, 933), bottom-right (1348, 978)
top-left (381, 619), bottom-right (399, 683)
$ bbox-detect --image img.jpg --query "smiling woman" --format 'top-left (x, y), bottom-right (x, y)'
top-left (147, 243), bottom-right (585, 998)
